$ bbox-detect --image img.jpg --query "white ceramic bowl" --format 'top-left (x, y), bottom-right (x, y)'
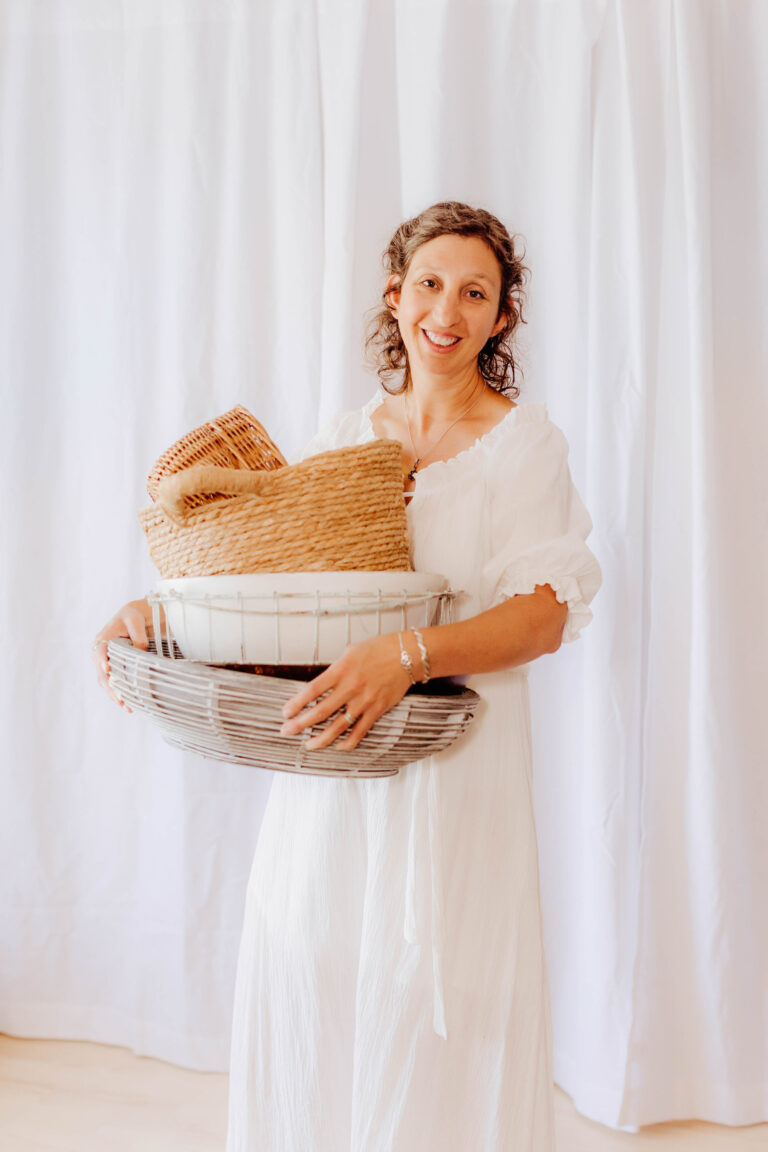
top-left (151, 571), bottom-right (452, 666)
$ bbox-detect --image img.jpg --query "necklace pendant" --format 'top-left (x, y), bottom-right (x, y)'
top-left (407, 459), bottom-right (420, 482)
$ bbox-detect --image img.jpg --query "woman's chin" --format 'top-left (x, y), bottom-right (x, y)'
top-left (411, 350), bottom-right (471, 378)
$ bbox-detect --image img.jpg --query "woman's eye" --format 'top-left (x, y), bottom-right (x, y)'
top-left (468, 289), bottom-right (486, 299)
top-left (421, 279), bottom-right (437, 288)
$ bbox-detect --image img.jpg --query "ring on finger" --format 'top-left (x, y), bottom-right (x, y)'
top-left (343, 709), bottom-right (357, 726)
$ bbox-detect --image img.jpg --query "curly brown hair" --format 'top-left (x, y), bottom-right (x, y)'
top-left (364, 201), bottom-right (529, 397)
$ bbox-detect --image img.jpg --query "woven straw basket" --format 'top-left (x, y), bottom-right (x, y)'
top-left (146, 405), bottom-right (287, 509)
top-left (138, 439), bottom-right (411, 578)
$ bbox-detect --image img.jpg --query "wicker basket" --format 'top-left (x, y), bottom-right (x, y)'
top-left (138, 439), bottom-right (411, 578)
top-left (108, 637), bottom-right (480, 778)
top-left (146, 405), bottom-right (287, 509)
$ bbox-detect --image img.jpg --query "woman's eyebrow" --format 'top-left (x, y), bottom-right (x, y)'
top-left (413, 268), bottom-right (496, 285)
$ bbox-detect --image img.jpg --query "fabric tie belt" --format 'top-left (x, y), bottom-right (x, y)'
top-left (404, 757), bottom-right (447, 1040)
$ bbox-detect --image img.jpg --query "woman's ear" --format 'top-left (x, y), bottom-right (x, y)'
top-left (490, 306), bottom-right (509, 339)
top-left (384, 274), bottom-right (401, 316)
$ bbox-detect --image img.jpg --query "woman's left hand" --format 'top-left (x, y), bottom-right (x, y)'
top-left (280, 633), bottom-right (413, 750)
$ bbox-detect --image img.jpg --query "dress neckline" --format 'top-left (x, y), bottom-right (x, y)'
top-left (360, 388), bottom-right (547, 483)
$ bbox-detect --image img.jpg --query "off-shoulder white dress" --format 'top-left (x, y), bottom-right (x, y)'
top-left (226, 391), bottom-right (602, 1152)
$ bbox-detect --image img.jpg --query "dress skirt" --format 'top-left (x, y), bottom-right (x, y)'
top-left (226, 671), bottom-right (557, 1152)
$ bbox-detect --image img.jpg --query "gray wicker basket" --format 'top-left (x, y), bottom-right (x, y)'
top-left (107, 638), bottom-right (480, 779)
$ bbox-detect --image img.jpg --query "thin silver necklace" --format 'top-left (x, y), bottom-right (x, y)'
top-left (404, 384), bottom-right (487, 481)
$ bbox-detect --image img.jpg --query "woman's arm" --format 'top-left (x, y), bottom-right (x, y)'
top-left (413, 583), bottom-right (567, 677)
top-left (280, 584), bottom-right (567, 750)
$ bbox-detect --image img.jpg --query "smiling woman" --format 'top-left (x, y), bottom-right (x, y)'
top-left (91, 202), bottom-right (600, 1151)
top-left (221, 204), bottom-right (603, 1150)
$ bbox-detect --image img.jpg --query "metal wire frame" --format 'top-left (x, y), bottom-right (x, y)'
top-left (147, 586), bottom-right (457, 666)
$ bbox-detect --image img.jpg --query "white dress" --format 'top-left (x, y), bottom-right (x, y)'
top-left (226, 390), bottom-right (602, 1152)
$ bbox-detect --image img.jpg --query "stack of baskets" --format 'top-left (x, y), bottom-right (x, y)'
top-left (138, 405), bottom-right (411, 577)
top-left (115, 405), bottom-right (480, 779)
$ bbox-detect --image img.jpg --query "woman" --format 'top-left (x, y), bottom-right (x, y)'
top-left (93, 201), bottom-right (601, 1150)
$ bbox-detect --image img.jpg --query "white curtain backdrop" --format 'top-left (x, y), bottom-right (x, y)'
top-left (1, 0), bottom-right (766, 1133)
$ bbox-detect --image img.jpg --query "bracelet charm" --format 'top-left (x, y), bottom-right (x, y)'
top-left (398, 632), bottom-right (417, 684)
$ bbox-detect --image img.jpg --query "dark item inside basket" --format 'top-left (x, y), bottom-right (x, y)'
top-left (152, 639), bottom-right (465, 694)
top-left (213, 661), bottom-right (468, 695)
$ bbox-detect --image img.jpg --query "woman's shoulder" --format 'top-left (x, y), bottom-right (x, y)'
top-left (481, 399), bottom-right (571, 482)
top-left (482, 398), bottom-right (559, 454)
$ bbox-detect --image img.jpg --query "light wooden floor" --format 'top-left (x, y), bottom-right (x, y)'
top-left (1, 1035), bottom-right (766, 1151)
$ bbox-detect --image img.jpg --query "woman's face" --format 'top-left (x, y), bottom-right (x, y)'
top-left (386, 233), bottom-right (507, 381)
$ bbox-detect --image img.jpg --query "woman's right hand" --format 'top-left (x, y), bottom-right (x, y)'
top-left (90, 599), bottom-right (152, 711)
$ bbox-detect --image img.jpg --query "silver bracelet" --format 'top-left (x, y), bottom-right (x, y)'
top-left (397, 632), bottom-right (417, 684)
top-left (411, 628), bottom-right (431, 683)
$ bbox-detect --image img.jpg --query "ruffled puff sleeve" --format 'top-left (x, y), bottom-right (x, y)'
top-left (480, 415), bottom-right (602, 644)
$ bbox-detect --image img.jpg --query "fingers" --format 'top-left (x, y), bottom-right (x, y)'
top-left (334, 709), bottom-right (376, 751)
top-left (280, 683), bottom-right (348, 738)
top-left (279, 665), bottom-right (372, 751)
top-left (279, 658), bottom-right (351, 733)
top-left (281, 685), bottom-right (387, 752)
top-left (304, 703), bottom-right (368, 751)
top-left (123, 607), bottom-right (149, 651)
top-left (279, 637), bottom-right (409, 751)
top-left (90, 638), bottom-right (109, 674)
top-left (101, 664), bottom-right (131, 711)
top-left (281, 666), bottom-right (337, 722)
top-left (93, 645), bottom-right (132, 712)
top-left (90, 609), bottom-right (141, 712)
top-left (90, 636), bottom-right (115, 698)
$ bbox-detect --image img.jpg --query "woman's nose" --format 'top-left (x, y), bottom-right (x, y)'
top-left (430, 293), bottom-right (461, 326)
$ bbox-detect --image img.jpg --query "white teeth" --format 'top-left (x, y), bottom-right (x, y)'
top-left (424, 330), bottom-right (460, 347)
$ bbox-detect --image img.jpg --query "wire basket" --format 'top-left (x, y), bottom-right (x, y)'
top-left (146, 405), bottom-right (287, 509)
top-left (138, 440), bottom-right (411, 578)
top-left (147, 572), bottom-right (455, 665)
top-left (107, 638), bottom-right (480, 778)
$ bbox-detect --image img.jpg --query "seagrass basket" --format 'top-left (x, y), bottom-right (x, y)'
top-left (138, 439), bottom-right (411, 578)
top-left (147, 405), bottom-right (287, 509)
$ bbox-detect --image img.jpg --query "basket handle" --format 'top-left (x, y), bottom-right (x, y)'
top-left (156, 465), bottom-right (271, 525)
top-left (210, 410), bottom-right (288, 469)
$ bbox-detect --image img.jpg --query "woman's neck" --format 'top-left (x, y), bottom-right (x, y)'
top-left (403, 367), bottom-right (487, 433)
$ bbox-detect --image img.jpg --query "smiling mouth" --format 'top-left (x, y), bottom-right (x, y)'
top-left (422, 329), bottom-right (461, 349)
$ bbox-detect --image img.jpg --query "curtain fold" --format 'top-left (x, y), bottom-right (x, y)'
top-left (1, 0), bottom-right (765, 1130)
